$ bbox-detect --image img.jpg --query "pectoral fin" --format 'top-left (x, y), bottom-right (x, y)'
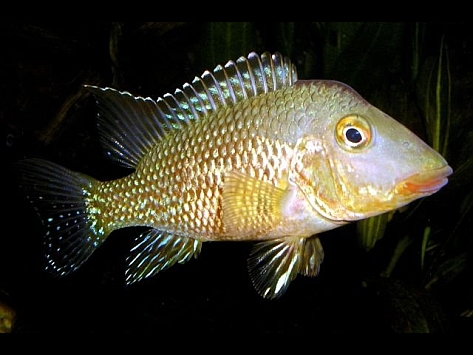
top-left (248, 235), bottom-right (324, 299)
top-left (222, 171), bottom-right (287, 238)
top-left (126, 229), bottom-right (202, 285)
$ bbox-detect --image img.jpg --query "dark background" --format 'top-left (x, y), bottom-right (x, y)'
top-left (1, 22), bottom-right (472, 333)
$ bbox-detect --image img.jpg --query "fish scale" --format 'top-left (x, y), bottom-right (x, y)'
top-left (16, 51), bottom-right (452, 299)
top-left (90, 89), bottom-right (299, 241)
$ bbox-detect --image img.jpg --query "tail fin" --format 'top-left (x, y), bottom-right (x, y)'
top-left (16, 158), bottom-right (106, 276)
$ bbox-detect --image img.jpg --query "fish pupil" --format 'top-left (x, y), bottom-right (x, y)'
top-left (345, 128), bottom-right (362, 144)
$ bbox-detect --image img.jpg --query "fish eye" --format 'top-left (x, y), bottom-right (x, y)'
top-left (335, 115), bottom-right (372, 151)
top-left (345, 128), bottom-right (362, 144)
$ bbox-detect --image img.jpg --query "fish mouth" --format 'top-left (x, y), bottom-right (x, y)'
top-left (396, 165), bottom-right (453, 195)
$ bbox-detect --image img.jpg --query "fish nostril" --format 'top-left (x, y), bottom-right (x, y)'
top-left (402, 141), bottom-right (410, 148)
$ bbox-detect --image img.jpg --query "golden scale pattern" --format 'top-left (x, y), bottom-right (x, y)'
top-left (87, 89), bottom-right (302, 241)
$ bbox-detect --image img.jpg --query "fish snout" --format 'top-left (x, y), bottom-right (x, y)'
top-left (395, 164), bottom-right (453, 196)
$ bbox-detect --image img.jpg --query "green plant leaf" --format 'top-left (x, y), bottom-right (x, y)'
top-left (416, 33), bottom-right (452, 156)
top-left (356, 211), bottom-right (394, 251)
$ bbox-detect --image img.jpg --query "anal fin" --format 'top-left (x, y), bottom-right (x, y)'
top-left (126, 229), bottom-right (202, 285)
top-left (247, 235), bottom-right (324, 299)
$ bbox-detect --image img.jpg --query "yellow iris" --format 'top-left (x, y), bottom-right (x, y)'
top-left (335, 115), bottom-right (372, 151)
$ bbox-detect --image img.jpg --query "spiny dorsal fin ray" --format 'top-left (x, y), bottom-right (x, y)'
top-left (126, 229), bottom-right (202, 285)
top-left (185, 51), bottom-right (297, 115)
top-left (87, 51), bottom-right (297, 169)
top-left (248, 235), bottom-right (324, 299)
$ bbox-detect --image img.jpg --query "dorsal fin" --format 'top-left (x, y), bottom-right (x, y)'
top-left (86, 51), bottom-right (298, 169)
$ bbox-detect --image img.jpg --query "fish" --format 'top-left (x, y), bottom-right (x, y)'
top-left (16, 51), bottom-right (452, 299)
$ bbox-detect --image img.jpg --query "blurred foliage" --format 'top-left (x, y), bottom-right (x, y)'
top-left (1, 22), bottom-right (472, 333)
top-left (0, 299), bottom-right (15, 333)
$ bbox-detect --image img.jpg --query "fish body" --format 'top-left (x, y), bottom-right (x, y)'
top-left (17, 52), bottom-right (452, 299)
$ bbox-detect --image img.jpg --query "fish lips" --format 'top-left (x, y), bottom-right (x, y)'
top-left (396, 165), bottom-right (453, 196)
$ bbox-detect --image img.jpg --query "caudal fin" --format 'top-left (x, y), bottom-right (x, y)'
top-left (16, 158), bottom-right (106, 276)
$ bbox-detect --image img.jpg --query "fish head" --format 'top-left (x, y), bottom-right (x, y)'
top-left (291, 80), bottom-right (452, 222)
